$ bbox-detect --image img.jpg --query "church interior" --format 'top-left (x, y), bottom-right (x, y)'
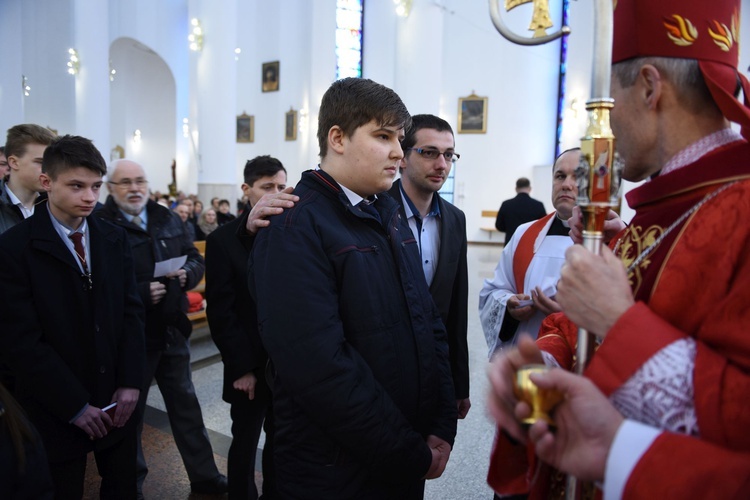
top-left (2, 0), bottom-right (750, 497)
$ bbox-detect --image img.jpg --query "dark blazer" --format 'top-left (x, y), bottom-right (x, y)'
top-left (205, 210), bottom-right (267, 404)
top-left (389, 180), bottom-right (470, 400)
top-left (0, 203), bottom-right (145, 462)
top-left (495, 192), bottom-right (547, 245)
top-left (96, 197), bottom-right (204, 351)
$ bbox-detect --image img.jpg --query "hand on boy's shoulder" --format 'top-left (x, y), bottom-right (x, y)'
top-left (245, 187), bottom-right (299, 235)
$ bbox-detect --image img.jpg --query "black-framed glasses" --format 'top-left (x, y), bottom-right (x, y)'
top-left (406, 148), bottom-right (460, 162)
top-left (108, 178), bottom-right (148, 189)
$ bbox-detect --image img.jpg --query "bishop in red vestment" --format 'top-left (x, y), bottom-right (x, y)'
top-left (487, 0), bottom-right (750, 498)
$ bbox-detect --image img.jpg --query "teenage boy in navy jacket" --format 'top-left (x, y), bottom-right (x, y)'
top-left (251, 78), bottom-right (457, 499)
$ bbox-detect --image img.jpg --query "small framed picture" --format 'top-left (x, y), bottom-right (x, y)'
top-left (458, 93), bottom-right (488, 134)
top-left (285, 108), bottom-right (298, 141)
top-left (110, 144), bottom-right (125, 162)
top-left (262, 61), bottom-right (280, 92)
top-left (236, 113), bottom-right (254, 143)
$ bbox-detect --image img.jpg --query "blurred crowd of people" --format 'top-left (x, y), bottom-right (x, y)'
top-left (151, 191), bottom-right (244, 241)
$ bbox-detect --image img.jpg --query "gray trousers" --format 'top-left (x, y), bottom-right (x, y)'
top-left (136, 327), bottom-right (219, 492)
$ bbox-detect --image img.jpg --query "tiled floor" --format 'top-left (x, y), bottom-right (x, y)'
top-left (83, 243), bottom-right (504, 499)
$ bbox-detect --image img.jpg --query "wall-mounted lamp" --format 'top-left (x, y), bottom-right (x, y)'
top-left (234, 47), bottom-right (241, 61)
top-left (22, 75), bottom-right (31, 97)
top-left (182, 118), bottom-right (190, 138)
top-left (67, 48), bottom-right (80, 75)
top-left (109, 60), bottom-right (117, 82)
top-left (188, 18), bottom-right (204, 51)
top-left (298, 108), bottom-right (309, 133)
top-left (133, 129), bottom-right (142, 144)
top-left (569, 97), bottom-right (585, 118)
top-left (394, 0), bottom-right (412, 17)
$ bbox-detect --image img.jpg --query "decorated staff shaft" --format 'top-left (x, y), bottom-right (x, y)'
top-left (488, 0), bottom-right (622, 498)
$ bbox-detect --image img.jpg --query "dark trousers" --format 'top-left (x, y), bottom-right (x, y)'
top-left (49, 428), bottom-right (137, 500)
top-left (135, 327), bottom-right (219, 493)
top-left (227, 387), bottom-right (275, 500)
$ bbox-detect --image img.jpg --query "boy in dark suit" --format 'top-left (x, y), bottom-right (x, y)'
top-left (0, 135), bottom-right (145, 499)
top-left (206, 155), bottom-right (295, 499)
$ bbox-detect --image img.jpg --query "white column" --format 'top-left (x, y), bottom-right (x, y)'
top-left (191, 0), bottom-right (238, 201)
top-left (0, 1), bottom-right (25, 132)
top-left (73, 0), bottom-right (110, 157)
top-left (393, 0), bottom-right (445, 115)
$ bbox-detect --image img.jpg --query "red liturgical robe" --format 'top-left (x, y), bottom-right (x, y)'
top-left (488, 141), bottom-right (750, 498)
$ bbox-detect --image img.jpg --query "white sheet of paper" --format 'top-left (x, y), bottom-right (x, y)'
top-left (538, 276), bottom-right (558, 298)
top-left (153, 255), bottom-right (187, 278)
top-left (518, 277), bottom-right (560, 307)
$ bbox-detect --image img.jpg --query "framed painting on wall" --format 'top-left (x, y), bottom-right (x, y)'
top-left (110, 144), bottom-right (125, 162)
top-left (285, 108), bottom-right (298, 141)
top-left (458, 93), bottom-right (488, 134)
top-left (262, 61), bottom-right (280, 92)
top-left (236, 113), bottom-right (254, 143)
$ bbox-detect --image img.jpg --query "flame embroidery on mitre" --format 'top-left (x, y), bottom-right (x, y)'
top-left (708, 19), bottom-right (734, 52)
top-left (664, 14), bottom-right (698, 47)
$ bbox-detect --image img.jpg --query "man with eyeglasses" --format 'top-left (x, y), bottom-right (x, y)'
top-left (389, 114), bottom-right (471, 420)
top-left (96, 159), bottom-right (228, 497)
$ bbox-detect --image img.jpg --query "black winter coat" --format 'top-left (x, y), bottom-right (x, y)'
top-left (96, 197), bottom-right (204, 351)
top-left (205, 210), bottom-right (267, 404)
top-left (0, 181), bottom-right (48, 236)
top-left (0, 205), bottom-right (145, 462)
top-left (251, 169), bottom-right (457, 499)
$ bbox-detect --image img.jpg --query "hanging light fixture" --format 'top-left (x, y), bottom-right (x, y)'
top-left (188, 18), bottom-right (204, 51)
top-left (22, 75), bottom-right (31, 96)
top-left (394, 0), bottom-right (412, 17)
top-left (67, 48), bottom-right (80, 75)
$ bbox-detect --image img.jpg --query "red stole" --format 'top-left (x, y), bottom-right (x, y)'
top-left (513, 213), bottom-right (556, 294)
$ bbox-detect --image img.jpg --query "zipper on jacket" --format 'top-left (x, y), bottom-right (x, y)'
top-left (335, 245), bottom-right (379, 256)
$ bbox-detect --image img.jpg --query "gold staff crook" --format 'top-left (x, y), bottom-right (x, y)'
top-left (488, 1), bottom-right (622, 498)
top-left (489, 0), bottom-right (570, 45)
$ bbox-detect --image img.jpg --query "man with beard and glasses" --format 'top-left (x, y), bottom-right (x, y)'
top-left (388, 114), bottom-right (471, 420)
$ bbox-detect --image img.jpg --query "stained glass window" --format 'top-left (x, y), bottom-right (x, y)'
top-left (438, 165), bottom-right (455, 204)
top-left (555, 0), bottom-right (571, 158)
top-left (336, 0), bottom-right (363, 79)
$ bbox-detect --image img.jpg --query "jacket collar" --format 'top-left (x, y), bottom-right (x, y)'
top-left (101, 195), bottom-right (170, 230)
top-left (303, 169), bottom-right (400, 225)
top-left (30, 200), bottom-right (120, 274)
top-left (626, 141), bottom-right (750, 209)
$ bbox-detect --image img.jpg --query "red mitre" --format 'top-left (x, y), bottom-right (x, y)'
top-left (613, 0), bottom-right (750, 138)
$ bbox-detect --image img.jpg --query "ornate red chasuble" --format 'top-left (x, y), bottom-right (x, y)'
top-left (488, 141), bottom-right (750, 498)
